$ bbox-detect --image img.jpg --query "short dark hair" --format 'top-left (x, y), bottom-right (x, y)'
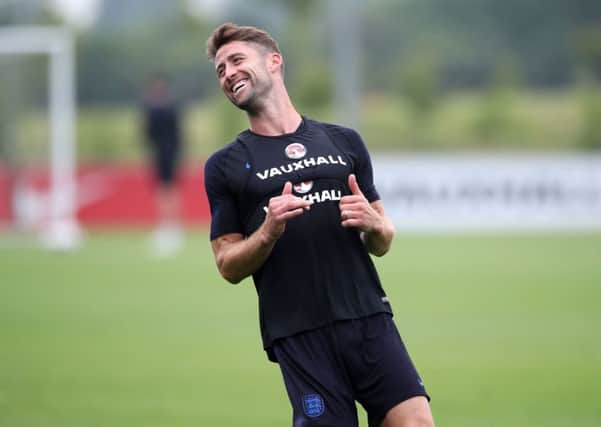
top-left (206, 23), bottom-right (281, 61)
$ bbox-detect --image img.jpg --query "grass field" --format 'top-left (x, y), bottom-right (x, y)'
top-left (1, 230), bottom-right (600, 426)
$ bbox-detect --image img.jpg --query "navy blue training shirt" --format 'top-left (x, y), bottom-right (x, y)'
top-left (204, 117), bottom-right (392, 361)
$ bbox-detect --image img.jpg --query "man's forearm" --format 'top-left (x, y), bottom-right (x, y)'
top-left (216, 227), bottom-right (278, 284)
top-left (215, 183), bottom-right (312, 284)
top-left (362, 215), bottom-right (394, 257)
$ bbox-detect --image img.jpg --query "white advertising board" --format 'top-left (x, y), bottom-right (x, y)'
top-left (372, 153), bottom-right (601, 231)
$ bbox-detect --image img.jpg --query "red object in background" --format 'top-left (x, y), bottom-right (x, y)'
top-left (0, 167), bottom-right (11, 222)
top-left (0, 164), bottom-right (211, 225)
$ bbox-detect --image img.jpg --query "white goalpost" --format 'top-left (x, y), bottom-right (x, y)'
top-left (0, 26), bottom-right (81, 250)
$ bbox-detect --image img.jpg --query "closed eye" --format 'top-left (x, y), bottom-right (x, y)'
top-left (216, 53), bottom-right (246, 79)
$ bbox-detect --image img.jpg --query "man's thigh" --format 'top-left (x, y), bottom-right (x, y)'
top-left (339, 314), bottom-right (430, 427)
top-left (272, 328), bottom-right (359, 427)
top-left (380, 396), bottom-right (434, 427)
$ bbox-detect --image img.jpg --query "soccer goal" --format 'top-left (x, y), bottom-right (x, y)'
top-left (0, 26), bottom-right (81, 250)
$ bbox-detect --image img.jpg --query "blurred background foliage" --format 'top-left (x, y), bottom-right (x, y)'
top-left (1, 0), bottom-right (601, 164)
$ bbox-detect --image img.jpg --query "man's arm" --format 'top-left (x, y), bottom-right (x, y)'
top-left (211, 182), bottom-right (312, 284)
top-left (359, 200), bottom-right (395, 256)
top-left (339, 174), bottom-right (395, 257)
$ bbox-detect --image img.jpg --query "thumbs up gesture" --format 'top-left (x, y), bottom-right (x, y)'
top-left (339, 174), bottom-right (380, 233)
top-left (348, 173), bottom-right (364, 197)
top-left (262, 181), bottom-right (313, 242)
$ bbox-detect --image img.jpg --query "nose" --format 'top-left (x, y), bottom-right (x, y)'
top-left (223, 64), bottom-right (238, 84)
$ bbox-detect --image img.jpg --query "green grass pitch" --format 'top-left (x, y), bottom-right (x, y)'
top-left (1, 230), bottom-right (600, 426)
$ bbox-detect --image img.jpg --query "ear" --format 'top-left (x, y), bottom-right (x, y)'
top-left (268, 52), bottom-right (283, 74)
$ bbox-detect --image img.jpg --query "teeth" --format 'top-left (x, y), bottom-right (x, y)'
top-left (233, 80), bottom-right (246, 94)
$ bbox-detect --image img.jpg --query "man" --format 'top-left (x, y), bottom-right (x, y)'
top-left (204, 23), bottom-right (434, 427)
top-left (141, 74), bottom-right (184, 256)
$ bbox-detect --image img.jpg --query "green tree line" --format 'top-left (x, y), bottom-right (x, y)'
top-left (2, 0), bottom-right (600, 106)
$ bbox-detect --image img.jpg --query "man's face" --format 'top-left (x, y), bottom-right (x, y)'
top-left (214, 41), bottom-right (275, 113)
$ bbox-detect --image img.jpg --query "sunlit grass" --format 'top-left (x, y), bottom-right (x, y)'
top-left (1, 230), bottom-right (600, 426)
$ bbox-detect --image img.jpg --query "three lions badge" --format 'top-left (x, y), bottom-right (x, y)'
top-left (302, 394), bottom-right (325, 418)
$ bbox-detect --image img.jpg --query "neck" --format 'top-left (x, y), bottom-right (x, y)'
top-left (247, 86), bottom-right (302, 136)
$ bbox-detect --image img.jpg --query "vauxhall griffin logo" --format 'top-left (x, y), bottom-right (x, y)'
top-left (285, 143), bottom-right (307, 159)
top-left (293, 180), bottom-right (313, 194)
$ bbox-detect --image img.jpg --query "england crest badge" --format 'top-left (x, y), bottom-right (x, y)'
top-left (302, 394), bottom-right (325, 418)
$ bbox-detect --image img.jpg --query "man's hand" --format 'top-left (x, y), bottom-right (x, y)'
top-left (261, 181), bottom-right (312, 243)
top-left (212, 181), bottom-right (313, 284)
top-left (339, 174), bottom-right (382, 234)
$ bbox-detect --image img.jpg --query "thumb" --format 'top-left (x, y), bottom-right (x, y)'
top-left (348, 174), bottom-right (363, 196)
top-left (282, 181), bottom-right (292, 195)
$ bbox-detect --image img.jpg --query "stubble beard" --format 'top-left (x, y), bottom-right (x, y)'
top-left (231, 76), bottom-right (273, 116)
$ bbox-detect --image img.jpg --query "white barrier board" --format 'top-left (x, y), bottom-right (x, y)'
top-left (372, 153), bottom-right (601, 231)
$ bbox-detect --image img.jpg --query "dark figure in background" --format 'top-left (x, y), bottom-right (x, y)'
top-left (142, 75), bottom-right (184, 256)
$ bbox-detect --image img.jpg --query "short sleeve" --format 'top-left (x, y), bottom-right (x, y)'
top-left (342, 128), bottom-right (380, 203)
top-left (204, 151), bottom-right (245, 240)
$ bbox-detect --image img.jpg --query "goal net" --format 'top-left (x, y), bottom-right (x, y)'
top-left (0, 26), bottom-right (80, 250)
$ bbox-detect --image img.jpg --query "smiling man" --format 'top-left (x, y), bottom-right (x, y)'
top-left (204, 23), bottom-right (434, 427)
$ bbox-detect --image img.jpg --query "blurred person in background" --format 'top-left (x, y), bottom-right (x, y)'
top-left (204, 23), bottom-right (434, 427)
top-left (141, 74), bottom-right (184, 256)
